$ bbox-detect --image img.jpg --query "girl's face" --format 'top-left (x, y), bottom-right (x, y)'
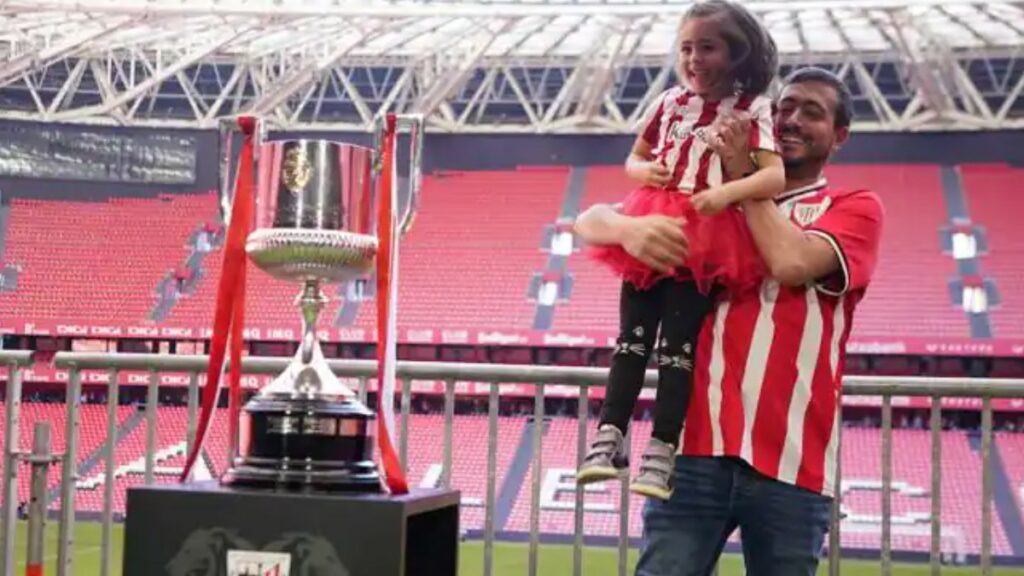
top-left (678, 17), bottom-right (734, 99)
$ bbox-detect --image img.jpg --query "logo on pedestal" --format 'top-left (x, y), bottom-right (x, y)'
top-left (166, 528), bottom-right (349, 576)
top-left (227, 551), bottom-right (290, 576)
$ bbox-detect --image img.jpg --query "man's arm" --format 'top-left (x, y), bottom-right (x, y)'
top-left (708, 114), bottom-right (842, 287)
top-left (742, 200), bottom-right (841, 287)
top-left (573, 204), bottom-right (689, 275)
top-left (572, 203), bottom-right (629, 246)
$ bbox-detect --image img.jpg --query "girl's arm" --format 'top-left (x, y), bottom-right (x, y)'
top-left (625, 134), bottom-right (671, 188)
top-left (691, 150), bottom-right (785, 214)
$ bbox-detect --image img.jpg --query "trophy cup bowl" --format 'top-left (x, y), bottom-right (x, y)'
top-left (221, 115), bottom-right (422, 491)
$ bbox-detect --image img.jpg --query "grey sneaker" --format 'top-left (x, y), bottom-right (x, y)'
top-left (576, 424), bottom-right (628, 485)
top-left (629, 437), bottom-right (676, 500)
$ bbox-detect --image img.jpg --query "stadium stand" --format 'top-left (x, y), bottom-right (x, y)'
top-left (503, 417), bottom-right (649, 540)
top-left (151, 167), bottom-right (568, 332)
top-left (961, 164), bottom-right (1024, 339)
top-left (825, 165), bottom-right (969, 338)
top-left (840, 427), bottom-right (1012, 556)
top-left (0, 195), bottom-right (214, 325)
top-left (2, 164), bottom-right (1022, 346)
top-left (347, 167), bottom-right (569, 332)
top-left (0, 402), bottom-right (136, 510)
top-left (553, 166), bottom-right (632, 334)
top-left (997, 432), bottom-right (1024, 523)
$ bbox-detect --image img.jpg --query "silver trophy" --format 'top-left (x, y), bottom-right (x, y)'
top-left (217, 114), bottom-right (423, 490)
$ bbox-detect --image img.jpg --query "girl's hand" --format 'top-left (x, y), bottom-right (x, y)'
top-left (691, 187), bottom-right (731, 215)
top-left (626, 160), bottom-right (672, 188)
top-left (706, 112), bottom-right (753, 176)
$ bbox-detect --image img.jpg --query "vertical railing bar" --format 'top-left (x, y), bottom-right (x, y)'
top-left (573, 387), bottom-right (588, 576)
top-left (57, 367), bottom-right (82, 576)
top-left (25, 421), bottom-right (50, 576)
top-left (483, 382), bottom-right (499, 576)
top-left (882, 394), bottom-right (893, 576)
top-left (144, 369), bottom-right (158, 485)
top-left (100, 368), bottom-right (119, 576)
top-left (618, 427), bottom-right (630, 576)
top-left (443, 379), bottom-right (455, 488)
top-left (358, 376), bottom-right (368, 404)
top-left (930, 395), bottom-right (942, 576)
top-left (981, 395), bottom-right (993, 576)
top-left (400, 378), bottom-right (411, 473)
top-left (185, 372), bottom-right (200, 457)
top-left (828, 409), bottom-right (843, 576)
top-left (528, 383), bottom-right (545, 576)
top-left (1, 363), bottom-right (23, 576)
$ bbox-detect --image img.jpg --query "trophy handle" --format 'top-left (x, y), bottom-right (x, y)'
top-left (217, 116), bottom-right (271, 225)
top-left (217, 118), bottom-right (236, 224)
top-left (374, 113), bottom-right (423, 235)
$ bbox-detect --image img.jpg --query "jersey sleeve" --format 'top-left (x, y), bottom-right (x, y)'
top-left (805, 190), bottom-right (884, 295)
top-left (748, 96), bottom-right (778, 153)
top-left (638, 92), bottom-right (667, 147)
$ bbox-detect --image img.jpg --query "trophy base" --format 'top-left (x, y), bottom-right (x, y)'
top-left (223, 460), bottom-right (381, 492)
top-left (224, 395), bottom-right (382, 492)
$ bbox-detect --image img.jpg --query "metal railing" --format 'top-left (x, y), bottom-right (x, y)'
top-left (1, 349), bottom-right (1024, 575)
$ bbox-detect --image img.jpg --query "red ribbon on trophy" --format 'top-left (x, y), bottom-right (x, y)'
top-left (376, 113), bottom-right (410, 495)
top-left (180, 117), bottom-right (254, 482)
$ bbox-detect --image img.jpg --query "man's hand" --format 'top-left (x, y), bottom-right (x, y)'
top-left (705, 112), bottom-right (753, 177)
top-left (626, 159), bottom-right (672, 188)
top-left (691, 187), bottom-right (731, 216)
top-left (619, 214), bottom-right (689, 274)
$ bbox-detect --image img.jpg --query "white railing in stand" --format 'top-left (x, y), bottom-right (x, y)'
top-left (1, 350), bottom-right (1023, 576)
top-left (0, 350), bottom-right (31, 576)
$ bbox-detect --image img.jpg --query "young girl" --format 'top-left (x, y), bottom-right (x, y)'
top-left (576, 0), bottom-right (784, 500)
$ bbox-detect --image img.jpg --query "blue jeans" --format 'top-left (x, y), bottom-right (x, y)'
top-left (635, 456), bottom-right (832, 576)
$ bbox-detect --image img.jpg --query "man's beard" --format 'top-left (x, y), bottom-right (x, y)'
top-left (782, 140), bottom-right (830, 172)
top-left (782, 155), bottom-right (802, 169)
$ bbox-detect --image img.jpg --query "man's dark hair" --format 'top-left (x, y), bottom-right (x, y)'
top-left (683, 0), bottom-right (779, 96)
top-left (784, 67), bottom-right (855, 129)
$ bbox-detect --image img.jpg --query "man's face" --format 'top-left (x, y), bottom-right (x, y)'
top-left (774, 81), bottom-right (849, 170)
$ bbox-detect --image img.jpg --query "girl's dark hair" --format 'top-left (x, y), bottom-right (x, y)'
top-left (682, 0), bottom-right (779, 95)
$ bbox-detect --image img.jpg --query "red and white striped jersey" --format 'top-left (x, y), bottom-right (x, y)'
top-left (641, 86), bottom-right (777, 193)
top-left (680, 180), bottom-right (885, 496)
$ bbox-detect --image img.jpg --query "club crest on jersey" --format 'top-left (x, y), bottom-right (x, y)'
top-left (792, 197), bottom-right (832, 227)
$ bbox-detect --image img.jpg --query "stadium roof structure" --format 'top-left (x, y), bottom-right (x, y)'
top-left (0, 0), bottom-right (1022, 133)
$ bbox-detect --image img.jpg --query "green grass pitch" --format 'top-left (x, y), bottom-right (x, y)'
top-left (9, 521), bottom-right (1024, 575)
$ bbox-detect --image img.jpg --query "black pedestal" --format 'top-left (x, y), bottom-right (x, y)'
top-left (123, 482), bottom-right (459, 576)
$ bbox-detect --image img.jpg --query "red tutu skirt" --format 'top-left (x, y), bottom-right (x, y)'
top-left (588, 186), bottom-right (765, 294)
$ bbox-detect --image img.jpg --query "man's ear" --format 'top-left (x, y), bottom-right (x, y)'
top-left (833, 125), bottom-right (850, 151)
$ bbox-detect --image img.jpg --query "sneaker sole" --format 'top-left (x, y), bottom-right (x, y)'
top-left (576, 466), bottom-right (623, 485)
top-left (629, 482), bottom-right (673, 500)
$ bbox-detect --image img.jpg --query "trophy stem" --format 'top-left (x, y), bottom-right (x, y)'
top-left (298, 279), bottom-right (327, 366)
top-left (252, 279), bottom-right (353, 400)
